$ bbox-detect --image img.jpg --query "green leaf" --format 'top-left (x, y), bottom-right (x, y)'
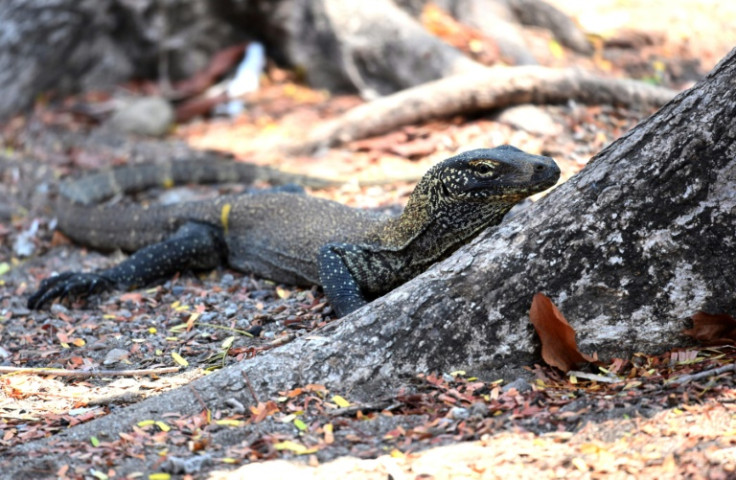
top-left (293, 418), bottom-right (308, 431)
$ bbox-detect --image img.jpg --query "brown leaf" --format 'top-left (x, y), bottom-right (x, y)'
top-left (175, 93), bottom-right (227, 123)
top-left (683, 312), bottom-right (736, 345)
top-left (173, 43), bottom-right (247, 98)
top-left (529, 293), bottom-right (595, 372)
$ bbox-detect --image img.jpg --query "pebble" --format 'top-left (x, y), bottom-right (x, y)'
top-left (497, 104), bottom-right (563, 136)
top-left (161, 454), bottom-right (213, 475)
top-left (50, 303), bottom-right (69, 315)
top-left (108, 96), bottom-right (174, 137)
top-left (449, 406), bottom-right (470, 420)
top-left (103, 348), bottom-right (130, 365)
top-left (502, 377), bottom-right (532, 393)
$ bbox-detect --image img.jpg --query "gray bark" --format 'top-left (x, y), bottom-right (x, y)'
top-left (7, 48), bottom-right (736, 471)
top-left (0, 0), bottom-right (241, 120)
top-left (227, 0), bottom-right (485, 99)
top-left (398, 0), bottom-right (593, 63)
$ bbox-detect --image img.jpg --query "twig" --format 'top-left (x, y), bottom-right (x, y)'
top-left (0, 366), bottom-right (180, 378)
top-left (195, 322), bottom-right (253, 337)
top-left (327, 400), bottom-right (400, 417)
top-left (242, 369), bottom-right (260, 404)
top-left (568, 370), bottom-right (621, 383)
top-left (189, 385), bottom-right (208, 411)
top-left (669, 363), bottom-right (736, 385)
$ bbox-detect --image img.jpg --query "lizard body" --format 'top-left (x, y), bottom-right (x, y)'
top-left (28, 146), bottom-right (560, 316)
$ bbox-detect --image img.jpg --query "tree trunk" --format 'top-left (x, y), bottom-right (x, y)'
top-left (7, 49), bottom-right (736, 471)
top-left (0, 0), bottom-right (242, 119)
top-left (0, 0), bottom-right (589, 119)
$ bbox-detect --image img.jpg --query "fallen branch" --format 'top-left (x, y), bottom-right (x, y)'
top-left (669, 363), bottom-right (736, 385)
top-left (0, 366), bottom-right (180, 377)
top-left (284, 66), bottom-right (678, 153)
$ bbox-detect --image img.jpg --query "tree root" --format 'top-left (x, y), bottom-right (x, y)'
top-left (283, 66), bottom-right (678, 154)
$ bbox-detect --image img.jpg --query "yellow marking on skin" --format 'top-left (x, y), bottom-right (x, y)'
top-left (221, 203), bottom-right (232, 234)
top-left (162, 177), bottom-right (174, 189)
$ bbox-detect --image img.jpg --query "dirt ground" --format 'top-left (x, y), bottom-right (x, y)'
top-left (1, 1), bottom-right (736, 479)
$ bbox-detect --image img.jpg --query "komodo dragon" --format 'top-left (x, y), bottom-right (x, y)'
top-left (27, 146), bottom-right (560, 317)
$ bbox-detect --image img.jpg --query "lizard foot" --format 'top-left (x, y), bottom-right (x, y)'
top-left (27, 272), bottom-right (114, 310)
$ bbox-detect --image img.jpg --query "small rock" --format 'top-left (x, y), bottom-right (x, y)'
top-left (246, 325), bottom-right (263, 337)
top-left (108, 96), bottom-right (174, 137)
top-left (497, 104), bottom-right (562, 136)
top-left (468, 401), bottom-right (488, 418)
top-left (502, 377), bottom-right (532, 393)
top-left (223, 305), bottom-right (238, 317)
top-left (224, 397), bottom-right (246, 414)
top-left (449, 406), bottom-right (470, 420)
top-left (250, 289), bottom-right (272, 300)
top-left (50, 303), bottom-right (70, 315)
top-left (161, 454), bottom-right (212, 474)
top-left (103, 348), bottom-right (130, 365)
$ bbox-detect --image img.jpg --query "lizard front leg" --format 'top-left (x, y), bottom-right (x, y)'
top-left (27, 221), bottom-right (227, 309)
top-left (318, 243), bottom-right (370, 318)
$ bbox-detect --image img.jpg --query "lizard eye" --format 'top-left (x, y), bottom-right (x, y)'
top-left (474, 163), bottom-right (494, 175)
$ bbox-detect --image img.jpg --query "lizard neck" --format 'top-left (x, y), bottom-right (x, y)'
top-left (377, 179), bottom-right (434, 248)
top-left (377, 177), bottom-right (517, 255)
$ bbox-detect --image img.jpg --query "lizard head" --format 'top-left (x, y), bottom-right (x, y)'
top-left (384, 146), bottom-right (560, 248)
top-left (429, 145), bottom-right (560, 206)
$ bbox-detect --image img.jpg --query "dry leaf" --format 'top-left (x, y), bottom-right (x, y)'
top-left (683, 312), bottom-right (736, 345)
top-left (273, 440), bottom-right (317, 455)
top-left (171, 352), bottom-right (189, 367)
top-left (529, 293), bottom-right (595, 372)
top-left (331, 395), bottom-right (350, 408)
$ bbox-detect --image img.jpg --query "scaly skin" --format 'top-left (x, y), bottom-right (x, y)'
top-left (28, 147), bottom-right (560, 316)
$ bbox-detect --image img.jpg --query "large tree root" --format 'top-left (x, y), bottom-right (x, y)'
top-left (283, 66), bottom-right (677, 154)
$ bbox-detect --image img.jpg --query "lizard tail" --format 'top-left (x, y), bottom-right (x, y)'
top-left (58, 158), bottom-right (338, 205)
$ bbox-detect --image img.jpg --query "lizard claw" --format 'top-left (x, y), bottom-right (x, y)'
top-left (27, 272), bottom-right (113, 310)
